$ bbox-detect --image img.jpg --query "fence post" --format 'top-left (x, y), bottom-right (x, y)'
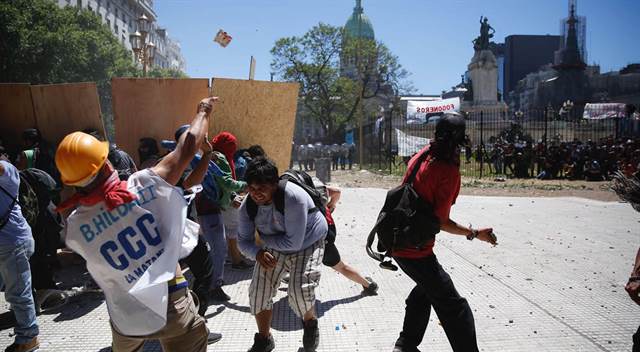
top-left (480, 110), bottom-right (484, 179)
top-left (378, 124), bottom-right (382, 170)
top-left (543, 106), bottom-right (548, 153)
top-left (387, 107), bottom-right (393, 174)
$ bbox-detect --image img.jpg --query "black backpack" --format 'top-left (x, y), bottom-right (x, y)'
top-left (0, 174), bottom-right (39, 230)
top-left (366, 149), bottom-right (441, 270)
top-left (245, 170), bottom-right (336, 243)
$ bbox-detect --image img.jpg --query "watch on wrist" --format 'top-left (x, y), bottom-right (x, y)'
top-left (466, 226), bottom-right (478, 241)
top-left (198, 102), bottom-right (212, 114)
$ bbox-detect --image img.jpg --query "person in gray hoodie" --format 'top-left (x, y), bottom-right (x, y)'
top-left (237, 157), bottom-right (327, 352)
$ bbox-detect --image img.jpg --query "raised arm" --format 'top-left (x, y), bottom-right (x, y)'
top-left (152, 97), bottom-right (217, 185)
top-left (182, 138), bottom-right (216, 189)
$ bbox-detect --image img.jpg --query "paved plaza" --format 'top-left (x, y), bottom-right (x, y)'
top-left (1, 189), bottom-right (639, 351)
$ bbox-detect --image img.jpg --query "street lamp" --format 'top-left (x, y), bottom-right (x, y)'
top-left (560, 100), bottom-right (574, 120)
top-left (129, 13), bottom-right (155, 76)
top-left (514, 110), bottom-right (524, 121)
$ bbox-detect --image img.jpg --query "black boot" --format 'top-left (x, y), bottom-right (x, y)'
top-left (247, 333), bottom-right (275, 352)
top-left (303, 318), bottom-right (319, 351)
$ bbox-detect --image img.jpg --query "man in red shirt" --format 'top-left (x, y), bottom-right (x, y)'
top-left (392, 113), bottom-right (497, 352)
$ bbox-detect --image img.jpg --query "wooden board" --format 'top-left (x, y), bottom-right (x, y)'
top-left (0, 83), bottom-right (37, 150)
top-left (210, 78), bottom-right (300, 170)
top-left (30, 82), bottom-right (105, 145)
top-left (111, 78), bottom-right (210, 165)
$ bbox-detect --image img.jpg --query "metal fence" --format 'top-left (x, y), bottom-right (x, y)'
top-left (359, 107), bottom-right (640, 179)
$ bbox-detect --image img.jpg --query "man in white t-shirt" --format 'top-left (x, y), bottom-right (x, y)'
top-left (55, 97), bottom-right (220, 352)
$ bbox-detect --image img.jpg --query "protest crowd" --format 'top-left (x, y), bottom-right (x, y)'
top-left (466, 135), bottom-right (640, 181)
top-left (0, 96), bottom-right (385, 352)
top-left (0, 103), bottom-right (638, 352)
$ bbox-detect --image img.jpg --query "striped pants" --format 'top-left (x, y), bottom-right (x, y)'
top-left (248, 240), bottom-right (324, 317)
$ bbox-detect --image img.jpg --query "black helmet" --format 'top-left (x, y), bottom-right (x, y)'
top-left (435, 112), bottom-right (466, 147)
top-left (174, 124), bottom-right (190, 141)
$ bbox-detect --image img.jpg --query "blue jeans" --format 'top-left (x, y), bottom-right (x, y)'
top-left (0, 237), bottom-right (39, 343)
top-left (199, 214), bottom-right (227, 289)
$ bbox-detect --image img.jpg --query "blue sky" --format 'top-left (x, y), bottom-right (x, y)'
top-left (155, 0), bottom-right (640, 94)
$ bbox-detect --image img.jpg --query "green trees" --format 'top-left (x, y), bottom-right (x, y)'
top-left (271, 23), bottom-right (412, 142)
top-left (0, 0), bottom-right (187, 138)
top-left (0, 0), bottom-right (138, 86)
top-left (0, 0), bottom-right (188, 92)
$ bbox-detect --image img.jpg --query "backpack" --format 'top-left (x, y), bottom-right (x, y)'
top-left (20, 168), bottom-right (59, 209)
top-left (245, 170), bottom-right (336, 243)
top-left (366, 149), bottom-right (441, 270)
top-left (0, 173), bottom-right (39, 230)
top-left (20, 168), bottom-right (64, 253)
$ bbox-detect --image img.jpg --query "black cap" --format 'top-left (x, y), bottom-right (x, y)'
top-left (174, 124), bottom-right (190, 141)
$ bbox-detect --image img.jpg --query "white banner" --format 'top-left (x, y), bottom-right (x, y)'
top-left (583, 103), bottom-right (626, 120)
top-left (406, 97), bottom-right (460, 124)
top-left (396, 128), bottom-right (430, 157)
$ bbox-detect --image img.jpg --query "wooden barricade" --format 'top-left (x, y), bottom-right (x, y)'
top-left (210, 78), bottom-right (299, 169)
top-left (111, 78), bottom-right (210, 165)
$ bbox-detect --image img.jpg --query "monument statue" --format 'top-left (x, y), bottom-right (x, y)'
top-left (468, 15), bottom-right (501, 106)
top-left (473, 16), bottom-right (495, 51)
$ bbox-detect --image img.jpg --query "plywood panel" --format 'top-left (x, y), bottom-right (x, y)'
top-left (30, 82), bottom-right (104, 145)
top-left (0, 83), bottom-right (37, 149)
top-left (111, 78), bottom-right (210, 165)
top-left (210, 78), bottom-right (299, 170)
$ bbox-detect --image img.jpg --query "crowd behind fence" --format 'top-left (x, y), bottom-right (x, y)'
top-left (359, 107), bottom-right (640, 180)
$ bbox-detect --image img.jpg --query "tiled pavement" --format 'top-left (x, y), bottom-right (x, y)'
top-left (1, 189), bottom-right (639, 351)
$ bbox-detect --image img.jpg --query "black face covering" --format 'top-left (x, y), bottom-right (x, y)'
top-left (435, 114), bottom-right (466, 148)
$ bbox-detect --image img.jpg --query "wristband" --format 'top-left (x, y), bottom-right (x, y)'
top-left (198, 102), bottom-right (212, 114)
top-left (466, 225), bottom-right (478, 241)
top-left (629, 276), bottom-right (640, 283)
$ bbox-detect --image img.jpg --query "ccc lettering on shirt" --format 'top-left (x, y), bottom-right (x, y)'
top-left (100, 213), bottom-right (161, 271)
top-left (76, 184), bottom-right (164, 272)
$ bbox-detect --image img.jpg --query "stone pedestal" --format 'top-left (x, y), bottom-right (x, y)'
top-left (468, 50), bottom-right (498, 105)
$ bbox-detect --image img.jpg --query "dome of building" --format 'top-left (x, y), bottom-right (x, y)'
top-left (344, 0), bottom-right (375, 40)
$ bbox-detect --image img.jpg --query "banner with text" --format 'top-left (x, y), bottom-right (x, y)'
top-left (583, 103), bottom-right (626, 120)
top-left (396, 128), bottom-right (430, 157)
top-left (406, 97), bottom-right (460, 124)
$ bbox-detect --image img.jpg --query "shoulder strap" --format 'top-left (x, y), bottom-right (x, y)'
top-left (0, 183), bottom-right (18, 231)
top-left (273, 180), bottom-right (287, 214)
top-left (365, 212), bottom-right (398, 271)
top-left (246, 195), bottom-right (258, 221)
top-left (406, 148), bottom-right (431, 185)
top-left (277, 179), bottom-right (319, 215)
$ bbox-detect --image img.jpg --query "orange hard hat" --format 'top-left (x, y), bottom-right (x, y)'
top-left (55, 132), bottom-right (109, 186)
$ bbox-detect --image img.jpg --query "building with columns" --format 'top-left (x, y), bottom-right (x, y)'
top-left (294, 0), bottom-right (395, 144)
top-left (54, 0), bottom-right (186, 71)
